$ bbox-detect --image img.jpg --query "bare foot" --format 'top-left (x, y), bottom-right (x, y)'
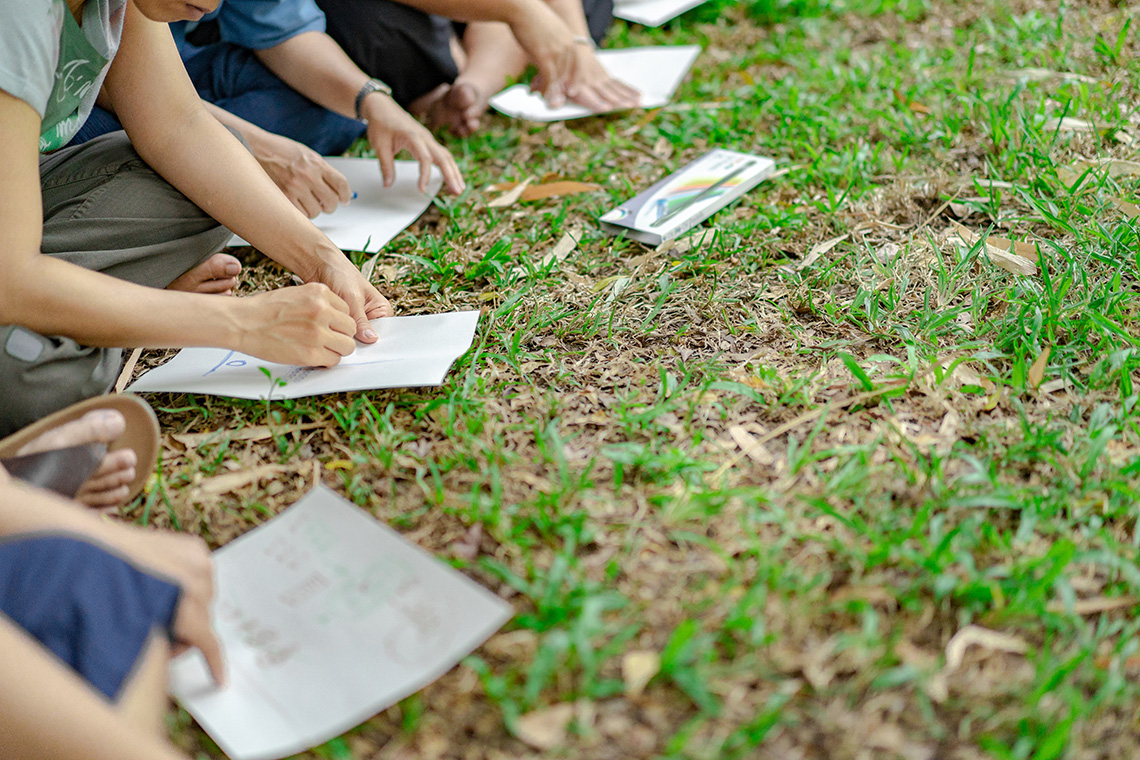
top-left (417, 81), bottom-right (488, 137)
top-left (167, 253), bottom-right (241, 295)
top-left (16, 410), bottom-right (138, 509)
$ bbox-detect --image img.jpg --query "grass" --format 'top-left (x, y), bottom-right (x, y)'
top-left (130, 0), bottom-right (1140, 757)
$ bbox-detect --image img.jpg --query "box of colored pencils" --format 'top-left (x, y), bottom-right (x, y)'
top-left (599, 149), bottom-right (775, 245)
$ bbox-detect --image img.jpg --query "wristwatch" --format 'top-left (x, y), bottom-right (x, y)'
top-left (354, 78), bottom-right (393, 121)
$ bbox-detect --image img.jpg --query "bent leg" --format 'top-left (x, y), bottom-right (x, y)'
top-left (186, 43), bottom-right (365, 156)
top-left (316, 0), bottom-right (459, 107)
top-left (0, 132), bottom-right (230, 437)
top-left (0, 535), bottom-right (184, 759)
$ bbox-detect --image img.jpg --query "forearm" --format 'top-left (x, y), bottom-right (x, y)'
top-left (0, 615), bottom-right (186, 760)
top-left (254, 32), bottom-right (369, 120)
top-left (545, 0), bottom-right (592, 35)
top-left (129, 102), bottom-right (342, 280)
top-left (0, 254), bottom-right (246, 350)
top-left (395, 0), bottom-right (544, 24)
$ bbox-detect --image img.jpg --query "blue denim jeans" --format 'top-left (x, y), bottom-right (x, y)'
top-left (72, 42), bottom-right (366, 156)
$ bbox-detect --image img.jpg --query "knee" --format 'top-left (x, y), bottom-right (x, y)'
top-left (0, 329), bottom-right (121, 438)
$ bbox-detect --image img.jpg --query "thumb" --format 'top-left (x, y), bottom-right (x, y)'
top-left (356, 315), bottom-right (378, 343)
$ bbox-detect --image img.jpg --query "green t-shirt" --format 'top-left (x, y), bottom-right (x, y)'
top-left (0, 0), bottom-right (126, 152)
top-left (39, 8), bottom-right (109, 152)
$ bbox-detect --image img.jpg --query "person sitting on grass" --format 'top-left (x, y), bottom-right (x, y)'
top-left (316, 0), bottom-right (641, 137)
top-left (70, 0), bottom-right (465, 219)
top-left (0, 458), bottom-right (223, 760)
top-left (0, 0), bottom-right (402, 496)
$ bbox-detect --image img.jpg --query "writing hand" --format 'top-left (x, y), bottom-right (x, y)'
top-left (237, 284), bottom-right (360, 366)
top-left (307, 257), bottom-right (393, 344)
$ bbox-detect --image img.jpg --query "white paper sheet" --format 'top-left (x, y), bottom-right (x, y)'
top-left (488, 45), bottom-right (701, 122)
top-left (229, 158), bottom-right (442, 252)
top-left (169, 485), bottom-right (512, 760)
top-left (126, 311), bottom-right (479, 400)
top-left (613, 0), bottom-right (711, 27)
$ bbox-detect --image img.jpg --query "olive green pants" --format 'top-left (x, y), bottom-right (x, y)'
top-left (0, 131), bottom-right (231, 437)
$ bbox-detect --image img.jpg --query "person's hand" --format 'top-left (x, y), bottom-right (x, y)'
top-left (561, 44), bottom-right (641, 112)
top-left (110, 529), bottom-right (226, 686)
top-left (360, 93), bottom-right (464, 195)
top-left (247, 128), bottom-right (352, 218)
top-left (504, 3), bottom-right (639, 111)
top-left (306, 254), bottom-right (393, 344)
top-left (236, 283), bottom-right (360, 366)
top-left (506, 3), bottom-right (579, 108)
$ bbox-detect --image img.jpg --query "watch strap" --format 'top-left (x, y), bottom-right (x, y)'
top-left (354, 78), bottom-right (393, 121)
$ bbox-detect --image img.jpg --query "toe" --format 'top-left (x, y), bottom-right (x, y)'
top-left (16, 410), bottom-right (125, 456)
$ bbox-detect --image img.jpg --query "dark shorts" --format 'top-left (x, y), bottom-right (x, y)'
top-left (317, 0), bottom-right (616, 107)
top-left (0, 534), bottom-right (181, 701)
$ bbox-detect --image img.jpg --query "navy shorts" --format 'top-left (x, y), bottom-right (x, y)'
top-left (0, 534), bottom-right (181, 701)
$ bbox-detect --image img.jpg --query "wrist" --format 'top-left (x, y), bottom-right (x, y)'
top-left (355, 79), bottom-right (393, 122)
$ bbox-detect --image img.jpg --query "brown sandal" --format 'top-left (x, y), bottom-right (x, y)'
top-left (0, 395), bottom-right (160, 501)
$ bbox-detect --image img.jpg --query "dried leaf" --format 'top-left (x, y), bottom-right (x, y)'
top-left (944, 625), bottom-right (1028, 672)
top-left (728, 425), bottom-right (776, 465)
top-left (1043, 116), bottom-right (1097, 133)
top-left (170, 423), bottom-right (322, 448)
top-left (949, 221), bottom-right (1037, 275)
top-left (360, 254), bottom-right (379, 282)
top-left (515, 704), bottom-right (574, 750)
top-left (1028, 345), bottom-right (1052, 388)
top-left (621, 650), bottom-right (661, 698)
top-left (796, 234), bottom-right (849, 271)
top-left (195, 463), bottom-right (292, 496)
top-left (487, 178), bottom-right (600, 202)
top-left (1110, 197), bottom-right (1140, 218)
top-left (114, 347), bottom-right (144, 393)
top-left (1072, 158), bottom-right (1140, 178)
top-left (1046, 595), bottom-right (1139, 615)
top-left (1003, 67), bottom-right (1097, 83)
top-left (487, 176), bottom-right (533, 208)
top-left (450, 523), bottom-right (483, 561)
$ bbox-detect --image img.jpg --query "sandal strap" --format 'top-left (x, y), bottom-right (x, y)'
top-left (2, 443), bottom-right (107, 499)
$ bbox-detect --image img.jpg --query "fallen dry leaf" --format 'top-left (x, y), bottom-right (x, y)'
top-left (949, 221), bottom-right (1037, 275)
top-left (1003, 67), bottom-right (1097, 84)
top-left (621, 650), bottom-right (661, 698)
top-left (795, 234), bottom-right (849, 271)
top-left (515, 704), bottom-right (574, 750)
top-left (194, 463), bottom-right (294, 497)
top-left (487, 176), bottom-right (534, 208)
top-left (1043, 116), bottom-right (1097, 133)
top-left (728, 425), bottom-right (777, 465)
top-left (487, 179), bottom-right (600, 203)
top-left (944, 625), bottom-right (1028, 672)
top-left (450, 523), bottom-right (484, 561)
top-left (170, 423), bottom-right (323, 448)
top-left (1046, 595), bottom-right (1139, 615)
top-left (1028, 345), bottom-right (1052, 388)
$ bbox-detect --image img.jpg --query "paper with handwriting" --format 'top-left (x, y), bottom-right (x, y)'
top-left (126, 311), bottom-right (479, 400)
top-left (613, 0), bottom-right (711, 26)
top-left (488, 45), bottom-right (701, 122)
top-left (229, 158), bottom-right (441, 252)
top-left (169, 485), bottom-right (512, 760)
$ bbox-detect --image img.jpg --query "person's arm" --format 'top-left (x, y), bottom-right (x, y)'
top-left (0, 87), bottom-right (356, 366)
top-left (0, 614), bottom-right (189, 760)
top-left (105, 2), bottom-right (392, 344)
top-left (202, 101), bottom-right (352, 219)
top-left (254, 32), bottom-right (464, 194)
top-left (396, 0), bottom-right (638, 110)
top-left (0, 471), bottom-right (224, 684)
